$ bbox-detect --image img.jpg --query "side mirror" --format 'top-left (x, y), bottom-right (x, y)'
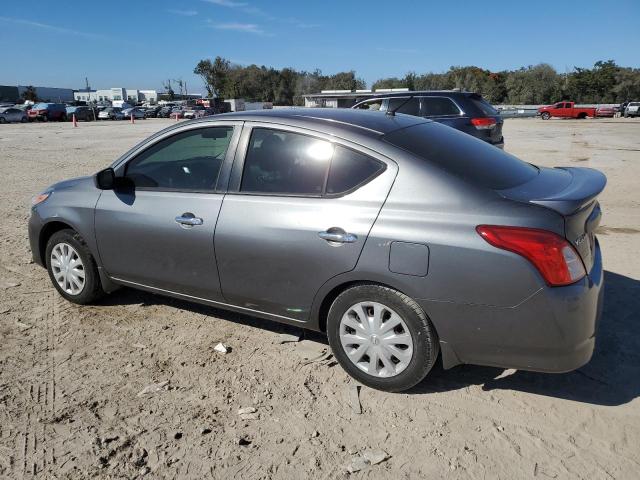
top-left (94, 167), bottom-right (115, 190)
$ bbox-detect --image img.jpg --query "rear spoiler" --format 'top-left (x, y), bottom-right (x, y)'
top-left (500, 167), bottom-right (607, 216)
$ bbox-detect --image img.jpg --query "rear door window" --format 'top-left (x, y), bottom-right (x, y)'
top-left (421, 97), bottom-right (461, 116)
top-left (241, 128), bottom-right (331, 195)
top-left (388, 97), bottom-right (420, 116)
top-left (240, 128), bottom-right (385, 196)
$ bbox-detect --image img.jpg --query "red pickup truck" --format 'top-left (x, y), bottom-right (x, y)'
top-left (538, 102), bottom-right (596, 120)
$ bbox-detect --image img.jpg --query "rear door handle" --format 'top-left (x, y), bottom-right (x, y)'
top-left (175, 213), bottom-right (203, 226)
top-left (318, 230), bottom-right (357, 243)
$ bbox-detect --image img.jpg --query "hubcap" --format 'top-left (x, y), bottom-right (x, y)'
top-left (339, 301), bottom-right (414, 378)
top-left (50, 243), bottom-right (85, 295)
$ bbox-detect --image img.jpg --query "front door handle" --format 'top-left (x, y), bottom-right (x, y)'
top-left (318, 230), bottom-right (357, 244)
top-left (175, 213), bottom-right (203, 226)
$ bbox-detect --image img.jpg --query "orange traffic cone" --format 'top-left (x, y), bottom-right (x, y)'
top-left (72, 114), bottom-right (78, 127)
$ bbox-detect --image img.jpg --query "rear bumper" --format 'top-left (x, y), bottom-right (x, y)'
top-left (420, 239), bottom-right (604, 373)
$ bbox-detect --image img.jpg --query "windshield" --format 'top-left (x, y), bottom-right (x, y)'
top-left (384, 123), bottom-right (538, 190)
top-left (32, 103), bottom-right (50, 109)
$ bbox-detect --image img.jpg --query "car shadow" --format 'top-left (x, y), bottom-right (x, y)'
top-left (97, 286), bottom-right (328, 343)
top-left (408, 270), bottom-right (640, 406)
top-left (99, 271), bottom-right (639, 406)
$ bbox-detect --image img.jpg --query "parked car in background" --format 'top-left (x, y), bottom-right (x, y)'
top-left (122, 107), bottom-right (146, 120)
top-left (538, 102), bottom-right (596, 120)
top-left (158, 106), bottom-right (174, 118)
top-left (28, 103), bottom-right (67, 122)
top-left (66, 106), bottom-right (97, 121)
top-left (624, 102), bottom-right (640, 117)
top-left (169, 107), bottom-right (184, 119)
top-left (98, 107), bottom-right (125, 120)
top-left (595, 106), bottom-right (615, 118)
top-left (183, 105), bottom-right (206, 119)
top-left (29, 108), bottom-right (605, 392)
top-left (0, 107), bottom-right (28, 123)
top-left (353, 91), bottom-right (504, 148)
top-left (143, 106), bottom-right (162, 118)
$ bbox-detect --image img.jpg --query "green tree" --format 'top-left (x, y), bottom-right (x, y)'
top-left (194, 56), bottom-right (231, 98)
top-left (21, 85), bottom-right (38, 102)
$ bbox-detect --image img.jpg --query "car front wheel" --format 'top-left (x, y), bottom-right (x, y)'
top-left (327, 284), bottom-right (439, 392)
top-left (541, 112), bottom-right (551, 120)
top-left (45, 229), bottom-right (104, 304)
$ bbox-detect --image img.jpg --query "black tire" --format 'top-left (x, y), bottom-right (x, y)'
top-left (60, 114), bottom-right (67, 122)
top-left (45, 229), bottom-right (105, 304)
top-left (327, 284), bottom-right (439, 392)
top-left (0, 117), bottom-right (6, 124)
top-left (41, 114), bottom-right (48, 122)
top-left (541, 112), bottom-right (551, 120)
top-left (21, 116), bottom-right (27, 123)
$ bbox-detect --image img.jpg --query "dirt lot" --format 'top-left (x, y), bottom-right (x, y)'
top-left (0, 117), bottom-right (639, 479)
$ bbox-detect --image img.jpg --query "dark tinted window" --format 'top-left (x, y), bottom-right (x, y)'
top-left (241, 128), bottom-right (332, 195)
top-left (354, 99), bottom-right (383, 111)
top-left (388, 97), bottom-right (420, 116)
top-left (326, 146), bottom-right (385, 194)
top-left (126, 127), bottom-right (233, 190)
top-left (422, 97), bottom-right (461, 116)
top-left (384, 123), bottom-right (538, 190)
top-left (468, 95), bottom-right (499, 116)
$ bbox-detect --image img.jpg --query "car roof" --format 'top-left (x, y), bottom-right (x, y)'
top-left (355, 90), bottom-right (476, 100)
top-left (204, 108), bottom-right (429, 136)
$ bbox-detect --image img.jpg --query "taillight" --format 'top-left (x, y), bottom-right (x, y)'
top-left (470, 117), bottom-right (496, 130)
top-left (476, 225), bottom-right (586, 286)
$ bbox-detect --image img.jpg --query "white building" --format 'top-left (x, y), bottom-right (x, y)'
top-left (74, 87), bottom-right (158, 105)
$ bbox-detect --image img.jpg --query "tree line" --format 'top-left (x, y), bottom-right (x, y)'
top-left (192, 57), bottom-right (640, 106)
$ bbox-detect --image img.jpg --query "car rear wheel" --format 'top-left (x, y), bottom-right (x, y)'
top-left (21, 117), bottom-right (27, 123)
top-left (45, 229), bottom-right (105, 304)
top-left (327, 284), bottom-right (439, 392)
top-left (541, 112), bottom-right (551, 120)
top-left (0, 117), bottom-right (6, 124)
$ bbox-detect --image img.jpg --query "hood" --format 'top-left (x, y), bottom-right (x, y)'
top-left (49, 175), bottom-right (95, 192)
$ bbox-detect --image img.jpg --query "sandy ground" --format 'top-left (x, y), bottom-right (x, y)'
top-left (0, 117), bottom-right (639, 479)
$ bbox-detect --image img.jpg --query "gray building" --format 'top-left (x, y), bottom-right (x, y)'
top-left (74, 87), bottom-right (158, 105)
top-left (303, 88), bottom-right (410, 108)
top-left (0, 85), bottom-right (74, 103)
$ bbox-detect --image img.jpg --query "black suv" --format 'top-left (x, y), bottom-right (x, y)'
top-left (353, 91), bottom-right (504, 148)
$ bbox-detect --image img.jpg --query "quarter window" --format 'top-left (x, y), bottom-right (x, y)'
top-left (421, 97), bottom-right (461, 116)
top-left (125, 127), bottom-right (233, 191)
top-left (327, 146), bottom-right (385, 194)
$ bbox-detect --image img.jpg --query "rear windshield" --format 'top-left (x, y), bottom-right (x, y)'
top-left (384, 123), bottom-right (538, 190)
top-left (468, 95), bottom-right (499, 116)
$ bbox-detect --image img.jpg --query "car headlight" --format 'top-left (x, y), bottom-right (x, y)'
top-left (31, 191), bottom-right (51, 206)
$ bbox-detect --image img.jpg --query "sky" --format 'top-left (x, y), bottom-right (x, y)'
top-left (0, 0), bottom-right (639, 93)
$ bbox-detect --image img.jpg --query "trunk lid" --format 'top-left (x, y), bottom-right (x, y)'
top-left (498, 166), bottom-right (606, 270)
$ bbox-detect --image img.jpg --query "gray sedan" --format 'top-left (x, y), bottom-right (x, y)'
top-left (0, 107), bottom-right (28, 123)
top-left (28, 109), bottom-right (605, 391)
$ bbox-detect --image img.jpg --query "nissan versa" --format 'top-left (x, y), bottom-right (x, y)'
top-left (28, 109), bottom-right (606, 392)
